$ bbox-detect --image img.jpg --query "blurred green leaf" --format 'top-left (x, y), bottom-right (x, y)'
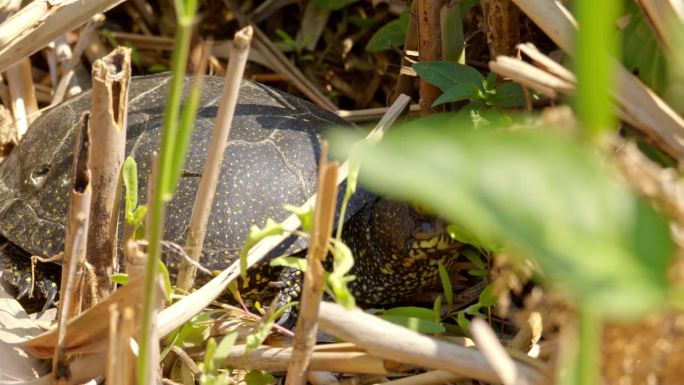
top-left (330, 120), bottom-right (673, 318)
top-left (438, 263), bottom-right (453, 306)
top-left (379, 315), bottom-right (446, 334)
top-left (479, 283), bottom-right (497, 307)
top-left (382, 306), bottom-right (436, 320)
top-left (284, 203), bottom-right (314, 233)
top-left (366, 11), bottom-right (408, 52)
top-left (240, 219), bottom-right (285, 279)
top-left (412, 61), bottom-right (484, 93)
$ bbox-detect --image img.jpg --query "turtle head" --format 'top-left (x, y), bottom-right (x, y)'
top-left (369, 199), bottom-right (460, 262)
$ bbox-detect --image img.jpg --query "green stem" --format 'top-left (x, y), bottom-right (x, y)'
top-left (136, 6), bottom-right (196, 384)
top-left (576, 304), bottom-right (600, 385)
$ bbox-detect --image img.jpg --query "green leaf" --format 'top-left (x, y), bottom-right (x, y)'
top-left (438, 263), bottom-right (453, 306)
top-left (456, 311), bottom-right (470, 335)
top-left (244, 370), bottom-right (276, 385)
top-left (110, 273), bottom-right (129, 285)
top-left (489, 82), bottom-right (525, 108)
top-left (383, 306), bottom-right (435, 320)
top-left (284, 203), bottom-right (314, 233)
top-left (433, 296), bottom-right (442, 322)
top-left (432, 83), bottom-right (482, 106)
top-left (621, 3), bottom-right (667, 94)
top-left (123, 156), bottom-right (139, 224)
top-left (412, 61), bottom-right (485, 93)
top-left (212, 332), bottom-right (237, 371)
top-left (203, 337), bottom-right (217, 372)
top-left (366, 11), bottom-right (408, 52)
top-left (447, 223), bottom-right (499, 250)
top-left (330, 119), bottom-right (673, 318)
top-left (379, 315), bottom-right (446, 334)
top-left (269, 256), bottom-right (308, 271)
top-left (239, 219), bottom-right (285, 279)
top-left (327, 239), bottom-right (357, 309)
top-left (478, 283), bottom-right (497, 307)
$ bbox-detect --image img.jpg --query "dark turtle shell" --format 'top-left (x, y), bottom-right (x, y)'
top-left (0, 73), bottom-right (370, 272)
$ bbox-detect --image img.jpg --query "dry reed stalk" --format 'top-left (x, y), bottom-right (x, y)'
top-left (511, 0), bottom-right (684, 163)
top-left (51, 18), bottom-right (100, 105)
top-left (250, 24), bottom-right (338, 111)
top-left (318, 302), bottom-right (549, 385)
top-left (6, 57), bottom-right (38, 137)
top-left (377, 370), bottom-right (463, 385)
top-left (470, 318), bottom-right (530, 385)
top-left (286, 142), bottom-right (339, 385)
top-left (176, 27), bottom-right (251, 291)
top-left (417, 0), bottom-right (445, 114)
top-left (157, 94), bottom-right (411, 338)
top-left (489, 56), bottom-right (573, 98)
top-left (83, 47), bottom-right (131, 308)
top-left (0, 0), bottom-right (123, 73)
top-left (224, 345), bottom-right (393, 374)
top-left (336, 104), bottom-right (420, 123)
top-left (107, 304), bottom-right (135, 385)
top-left (53, 113), bottom-right (92, 379)
top-left (21, 276), bottom-right (148, 359)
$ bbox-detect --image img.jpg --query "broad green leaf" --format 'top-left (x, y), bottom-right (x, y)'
top-left (110, 273), bottom-right (129, 285)
top-left (412, 61), bottom-right (485, 93)
top-left (432, 83), bottom-right (482, 107)
top-left (490, 82), bottom-right (525, 108)
top-left (379, 315), bottom-right (446, 334)
top-left (366, 11), bottom-right (409, 52)
top-left (203, 337), bottom-right (217, 372)
top-left (383, 306), bottom-right (436, 320)
top-left (330, 120), bottom-right (673, 318)
top-left (327, 239), bottom-right (357, 309)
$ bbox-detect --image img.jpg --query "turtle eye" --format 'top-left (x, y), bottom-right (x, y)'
top-left (29, 165), bottom-right (50, 187)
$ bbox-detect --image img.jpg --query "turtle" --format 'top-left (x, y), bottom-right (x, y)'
top-left (0, 73), bottom-right (463, 312)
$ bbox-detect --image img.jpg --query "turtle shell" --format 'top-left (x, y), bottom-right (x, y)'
top-left (0, 73), bottom-right (371, 271)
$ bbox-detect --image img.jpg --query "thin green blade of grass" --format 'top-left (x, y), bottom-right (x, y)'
top-left (137, 0), bottom-right (199, 383)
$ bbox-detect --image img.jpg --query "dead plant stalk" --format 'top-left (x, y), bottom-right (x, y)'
top-left (176, 26), bottom-right (252, 291)
top-left (317, 302), bottom-right (548, 385)
top-left (83, 47), bottom-right (131, 308)
top-left (53, 112), bottom-right (92, 381)
top-left (286, 142), bottom-right (339, 385)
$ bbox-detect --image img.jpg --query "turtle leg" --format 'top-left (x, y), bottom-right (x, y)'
top-left (269, 268), bottom-right (304, 327)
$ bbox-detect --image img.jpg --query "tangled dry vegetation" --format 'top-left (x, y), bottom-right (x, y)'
top-left (1, 1), bottom-right (684, 385)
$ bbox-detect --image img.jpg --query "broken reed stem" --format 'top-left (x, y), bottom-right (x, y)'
top-left (225, 345), bottom-right (392, 374)
top-left (53, 112), bottom-right (92, 381)
top-left (470, 318), bottom-right (528, 385)
top-left (51, 17), bottom-right (101, 106)
top-left (286, 142), bottom-right (340, 385)
top-left (83, 47), bottom-right (131, 308)
top-left (417, 0), bottom-right (445, 114)
top-left (317, 302), bottom-right (548, 385)
top-left (0, 0), bottom-right (124, 73)
top-left (107, 304), bottom-right (136, 385)
top-left (6, 57), bottom-right (38, 137)
top-left (176, 26), bottom-right (253, 291)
